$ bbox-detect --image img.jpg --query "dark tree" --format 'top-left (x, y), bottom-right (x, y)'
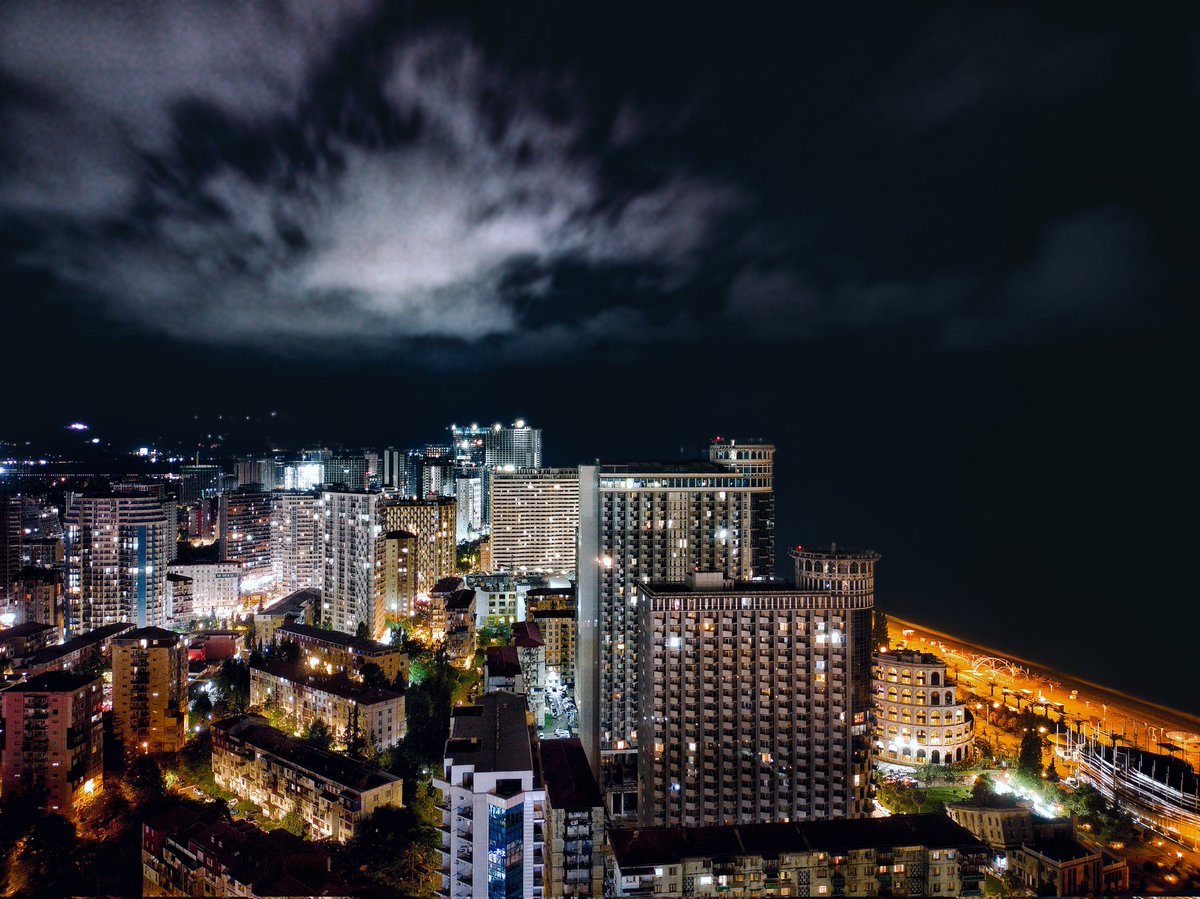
top-left (872, 609), bottom-right (890, 649)
top-left (190, 692), bottom-right (213, 719)
top-left (1045, 758), bottom-right (1061, 784)
top-left (356, 621), bottom-right (370, 639)
top-left (360, 661), bottom-right (390, 691)
top-left (1017, 730), bottom-right (1044, 786)
top-left (276, 639), bottom-right (301, 665)
top-left (972, 773), bottom-right (994, 799)
top-left (126, 755), bottom-right (166, 806)
top-left (304, 719), bottom-right (333, 752)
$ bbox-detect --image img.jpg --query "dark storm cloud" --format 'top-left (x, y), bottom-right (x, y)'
top-left (0, 3), bottom-right (1192, 359)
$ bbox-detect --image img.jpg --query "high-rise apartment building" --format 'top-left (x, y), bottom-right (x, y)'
top-left (376, 529), bottom-right (417, 620)
top-left (434, 692), bottom-right (546, 899)
top-left (219, 488), bottom-right (274, 591)
top-left (484, 420), bottom-right (542, 469)
top-left (166, 561), bottom-right (241, 620)
top-left (14, 566), bottom-right (65, 631)
top-left (1, 493), bottom-right (23, 608)
top-left (490, 468), bottom-right (579, 577)
top-left (320, 491), bottom-right (383, 638)
top-left (637, 568), bottom-right (875, 828)
top-left (379, 447), bottom-right (405, 489)
top-left (236, 458), bottom-right (280, 491)
top-left (111, 626), bottom-right (188, 754)
top-left (271, 491), bottom-right (321, 593)
top-left (455, 476), bottom-right (483, 542)
top-left (541, 738), bottom-right (606, 898)
top-left (65, 491), bottom-right (173, 633)
top-left (1, 672), bottom-right (104, 817)
top-left (377, 497), bottom-right (456, 595)
top-left (179, 464), bottom-right (223, 505)
top-left (325, 455), bottom-right (369, 491)
top-left (577, 441), bottom-right (775, 818)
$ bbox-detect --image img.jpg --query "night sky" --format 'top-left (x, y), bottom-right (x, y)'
top-left (2, 4), bottom-right (1197, 712)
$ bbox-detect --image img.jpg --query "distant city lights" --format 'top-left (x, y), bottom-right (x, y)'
top-left (67, 422), bottom-right (89, 430)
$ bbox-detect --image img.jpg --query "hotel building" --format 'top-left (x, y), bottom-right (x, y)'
top-left (490, 468), bottom-right (579, 577)
top-left (873, 649), bottom-right (974, 766)
top-left (577, 440), bottom-right (775, 817)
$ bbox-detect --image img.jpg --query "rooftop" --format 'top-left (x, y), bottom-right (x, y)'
top-left (0, 622), bottom-right (56, 642)
top-left (382, 529), bottom-right (417, 540)
top-left (278, 622), bottom-right (397, 655)
top-left (790, 543), bottom-right (881, 561)
top-left (539, 739), bottom-right (603, 810)
top-left (256, 588), bottom-right (321, 619)
top-left (113, 626), bottom-right (183, 645)
top-left (445, 588), bottom-right (476, 611)
top-left (598, 461), bottom-right (735, 475)
top-left (214, 714), bottom-right (401, 792)
top-left (19, 622), bottom-right (134, 668)
top-left (876, 649), bottom-right (944, 666)
top-left (530, 608), bottom-right (576, 620)
top-left (485, 645), bottom-right (522, 678)
top-left (1025, 835), bottom-right (1100, 863)
top-left (513, 620), bottom-right (544, 648)
top-left (251, 659), bottom-right (402, 705)
top-left (610, 815), bottom-right (987, 868)
top-left (444, 691), bottom-right (534, 775)
top-left (641, 579), bottom-right (824, 596)
top-left (526, 585), bottom-right (575, 599)
top-left (431, 576), bottom-right (465, 596)
top-left (5, 670), bottom-right (100, 693)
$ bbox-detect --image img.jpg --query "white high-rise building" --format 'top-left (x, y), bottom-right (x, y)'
top-left (320, 491), bottom-right (383, 638)
top-left (271, 492), bottom-right (321, 594)
top-left (455, 477), bottom-right (483, 543)
top-left (65, 490), bottom-right (173, 633)
top-left (490, 468), bottom-right (579, 577)
top-left (434, 692), bottom-right (546, 899)
top-left (576, 440), bottom-right (775, 819)
top-left (484, 420), bottom-right (542, 470)
top-left (166, 562), bottom-right (242, 621)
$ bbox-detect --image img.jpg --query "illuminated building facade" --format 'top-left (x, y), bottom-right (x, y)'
top-left (0, 671), bottom-right (103, 817)
top-left (179, 464), bottom-right (223, 505)
top-left (577, 441), bottom-right (775, 819)
top-left (111, 626), bottom-right (188, 754)
top-left (270, 491), bottom-right (321, 593)
top-left (219, 488), bottom-right (274, 591)
top-left (320, 491), bottom-right (384, 639)
top-left (276, 621), bottom-right (408, 684)
top-left (250, 660), bottom-right (405, 749)
top-left (434, 692), bottom-right (546, 899)
top-left (490, 467), bottom-right (579, 577)
top-left (65, 491), bottom-right (172, 632)
top-left (484, 420), bottom-right (542, 469)
top-left (638, 571), bottom-right (874, 828)
top-left (166, 561), bottom-right (241, 620)
top-left (873, 649), bottom-right (974, 766)
top-left (212, 714), bottom-right (403, 842)
top-left (376, 529), bottom-right (417, 619)
top-left (377, 496), bottom-right (456, 595)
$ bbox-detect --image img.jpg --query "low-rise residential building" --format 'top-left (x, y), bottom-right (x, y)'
top-left (945, 795), bottom-right (1039, 858)
top-left (252, 587), bottom-right (320, 646)
top-left (276, 621), bottom-right (407, 684)
top-left (15, 621), bottom-right (134, 677)
top-left (12, 567), bottom-right (64, 631)
top-left (111, 626), bottom-right (189, 755)
top-left (467, 573), bottom-right (527, 629)
top-left (434, 692), bottom-right (546, 899)
top-left (1013, 835), bottom-right (1105, 897)
top-left (143, 804), bottom-right (341, 897)
top-left (514, 620), bottom-right (546, 725)
top-left (541, 738), bottom-right (605, 898)
top-left (166, 561), bottom-right (242, 621)
top-left (608, 814), bottom-right (989, 898)
top-left (1, 671), bottom-right (104, 817)
top-left (484, 645), bottom-right (524, 694)
top-left (445, 588), bottom-right (477, 668)
top-left (250, 659), bottom-right (405, 749)
top-left (187, 630), bottom-right (244, 662)
top-left (529, 604), bottom-right (576, 692)
top-left (212, 714), bottom-right (403, 842)
top-left (0, 621), bottom-right (56, 666)
top-left (873, 649), bottom-right (975, 766)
